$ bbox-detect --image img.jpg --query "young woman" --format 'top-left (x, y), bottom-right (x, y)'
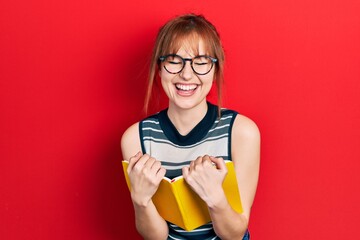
top-left (121, 13), bottom-right (260, 240)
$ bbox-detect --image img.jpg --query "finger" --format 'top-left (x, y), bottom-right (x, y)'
top-left (144, 157), bottom-right (156, 168)
top-left (202, 155), bottom-right (211, 163)
top-left (201, 155), bottom-right (213, 167)
top-left (195, 156), bottom-right (204, 163)
top-left (189, 160), bottom-right (196, 171)
top-left (156, 167), bottom-right (166, 180)
top-left (127, 151), bottom-right (142, 171)
top-left (210, 156), bottom-right (226, 171)
top-left (131, 154), bottom-right (151, 173)
top-left (150, 160), bottom-right (162, 174)
top-left (182, 166), bottom-right (189, 178)
top-left (192, 156), bottom-right (204, 170)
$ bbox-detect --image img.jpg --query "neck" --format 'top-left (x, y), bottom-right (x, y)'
top-left (167, 101), bottom-right (208, 136)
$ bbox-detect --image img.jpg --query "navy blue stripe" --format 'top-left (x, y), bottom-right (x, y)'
top-left (161, 161), bottom-right (191, 166)
top-left (143, 127), bottom-right (230, 141)
top-left (228, 111), bottom-right (238, 161)
top-left (164, 169), bottom-right (183, 179)
top-left (139, 121), bottom-right (146, 154)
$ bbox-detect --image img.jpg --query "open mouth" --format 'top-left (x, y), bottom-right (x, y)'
top-left (175, 83), bottom-right (198, 92)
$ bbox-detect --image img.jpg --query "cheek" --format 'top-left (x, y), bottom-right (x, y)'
top-left (159, 67), bottom-right (169, 80)
top-left (200, 72), bottom-right (215, 84)
top-left (160, 74), bottom-right (175, 91)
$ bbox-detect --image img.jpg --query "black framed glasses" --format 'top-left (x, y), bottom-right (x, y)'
top-left (159, 54), bottom-right (218, 75)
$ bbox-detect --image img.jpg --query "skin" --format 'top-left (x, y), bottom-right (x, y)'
top-left (121, 39), bottom-right (260, 240)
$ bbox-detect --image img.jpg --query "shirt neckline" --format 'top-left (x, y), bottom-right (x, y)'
top-left (158, 102), bottom-right (218, 146)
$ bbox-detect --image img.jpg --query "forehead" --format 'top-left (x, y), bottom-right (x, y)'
top-left (167, 34), bottom-right (211, 56)
top-left (175, 40), bottom-right (207, 57)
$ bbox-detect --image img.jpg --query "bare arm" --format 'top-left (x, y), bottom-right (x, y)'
top-left (121, 122), bottom-right (169, 240)
top-left (182, 114), bottom-right (260, 239)
top-left (211, 114), bottom-right (260, 239)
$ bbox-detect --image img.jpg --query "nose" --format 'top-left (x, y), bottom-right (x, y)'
top-left (179, 60), bottom-right (193, 80)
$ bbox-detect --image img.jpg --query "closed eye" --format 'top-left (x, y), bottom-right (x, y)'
top-left (168, 61), bottom-right (182, 65)
top-left (194, 62), bottom-right (208, 66)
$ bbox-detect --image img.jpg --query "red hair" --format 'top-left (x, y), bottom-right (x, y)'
top-left (144, 13), bottom-right (225, 116)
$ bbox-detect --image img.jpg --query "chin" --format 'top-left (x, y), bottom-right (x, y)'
top-left (172, 98), bottom-right (206, 110)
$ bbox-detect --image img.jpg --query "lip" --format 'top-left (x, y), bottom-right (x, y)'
top-left (175, 83), bottom-right (199, 96)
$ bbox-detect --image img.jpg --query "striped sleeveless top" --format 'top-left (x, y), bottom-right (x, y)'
top-left (139, 102), bottom-right (238, 240)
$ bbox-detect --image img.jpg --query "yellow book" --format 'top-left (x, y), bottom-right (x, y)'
top-left (122, 160), bottom-right (243, 231)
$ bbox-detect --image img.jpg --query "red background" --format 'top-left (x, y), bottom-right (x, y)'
top-left (1, 0), bottom-right (360, 239)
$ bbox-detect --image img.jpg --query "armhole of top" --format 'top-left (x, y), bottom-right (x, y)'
top-left (139, 120), bottom-right (146, 154)
top-left (228, 111), bottom-right (238, 161)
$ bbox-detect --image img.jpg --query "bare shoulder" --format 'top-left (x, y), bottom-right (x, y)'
top-left (231, 114), bottom-right (261, 168)
top-left (232, 114), bottom-right (260, 142)
top-left (120, 122), bottom-right (142, 160)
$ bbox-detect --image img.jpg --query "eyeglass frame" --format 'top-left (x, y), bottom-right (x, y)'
top-left (158, 54), bottom-right (218, 75)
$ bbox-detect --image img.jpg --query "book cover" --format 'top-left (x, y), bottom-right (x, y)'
top-left (122, 160), bottom-right (243, 231)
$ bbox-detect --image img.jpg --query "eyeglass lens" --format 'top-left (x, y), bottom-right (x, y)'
top-left (163, 55), bottom-right (214, 75)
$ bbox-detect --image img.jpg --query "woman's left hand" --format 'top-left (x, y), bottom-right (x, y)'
top-left (182, 155), bottom-right (228, 208)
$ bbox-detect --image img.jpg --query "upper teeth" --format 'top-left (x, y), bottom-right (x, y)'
top-left (176, 84), bottom-right (197, 91)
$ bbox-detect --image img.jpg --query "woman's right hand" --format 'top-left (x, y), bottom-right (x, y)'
top-left (127, 152), bottom-right (166, 207)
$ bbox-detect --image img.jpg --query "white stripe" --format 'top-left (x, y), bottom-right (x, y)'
top-left (208, 124), bottom-right (230, 133)
top-left (144, 133), bottom-right (228, 149)
top-left (142, 127), bottom-right (163, 133)
top-left (142, 120), bottom-right (160, 124)
top-left (144, 138), bottom-right (228, 168)
top-left (168, 234), bottom-right (183, 240)
top-left (143, 136), bottom-right (173, 145)
top-left (214, 115), bottom-right (233, 123)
